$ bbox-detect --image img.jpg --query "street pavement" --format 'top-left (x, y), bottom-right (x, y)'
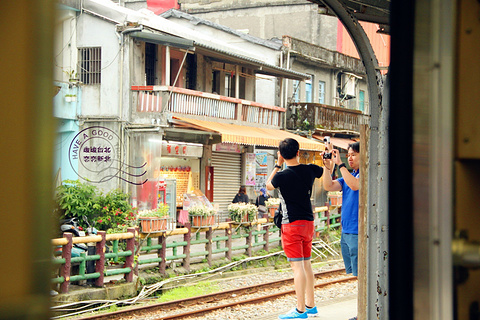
top-left (266, 294), bottom-right (357, 320)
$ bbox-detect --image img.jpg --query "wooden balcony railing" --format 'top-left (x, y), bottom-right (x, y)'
top-left (132, 86), bottom-right (284, 127)
top-left (287, 102), bottom-right (369, 132)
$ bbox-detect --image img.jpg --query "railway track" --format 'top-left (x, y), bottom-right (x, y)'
top-left (78, 267), bottom-right (356, 320)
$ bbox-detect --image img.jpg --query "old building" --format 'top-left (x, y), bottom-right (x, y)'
top-left (54, 0), bottom-right (323, 218)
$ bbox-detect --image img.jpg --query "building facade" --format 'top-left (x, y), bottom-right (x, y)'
top-left (54, 0), bottom-right (323, 217)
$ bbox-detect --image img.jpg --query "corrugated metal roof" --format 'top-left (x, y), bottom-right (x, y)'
top-left (161, 9), bottom-right (283, 51)
top-left (172, 116), bottom-right (325, 151)
top-left (81, 0), bottom-right (308, 80)
top-left (194, 43), bottom-right (310, 80)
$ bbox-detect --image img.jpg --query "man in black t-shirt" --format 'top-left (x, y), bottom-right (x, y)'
top-left (266, 138), bottom-right (323, 319)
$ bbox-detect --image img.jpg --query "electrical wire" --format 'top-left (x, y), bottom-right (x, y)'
top-left (50, 250), bottom-right (286, 318)
top-left (51, 238), bottom-right (341, 318)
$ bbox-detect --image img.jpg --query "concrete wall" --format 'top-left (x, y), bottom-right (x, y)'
top-left (283, 36), bottom-right (368, 111)
top-left (77, 14), bottom-right (121, 117)
top-left (54, 8), bottom-right (78, 83)
top-left (179, 0), bottom-right (338, 51)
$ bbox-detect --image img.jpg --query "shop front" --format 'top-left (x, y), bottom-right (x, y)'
top-left (157, 140), bottom-right (203, 221)
top-left (211, 143), bottom-right (243, 215)
top-left (170, 116), bottom-right (326, 216)
top-left (128, 130), bottom-right (204, 223)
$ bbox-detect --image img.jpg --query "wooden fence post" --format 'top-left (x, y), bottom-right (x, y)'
top-left (246, 226), bottom-right (253, 257)
top-left (206, 227), bottom-right (213, 266)
top-left (124, 227), bottom-right (136, 282)
top-left (158, 234), bottom-right (167, 275)
top-left (325, 201), bottom-right (331, 229)
top-left (134, 227), bottom-right (139, 276)
top-left (226, 224), bottom-right (232, 260)
top-left (263, 223), bottom-right (270, 252)
top-left (60, 232), bottom-right (73, 293)
top-left (183, 223), bottom-right (191, 271)
top-left (95, 231), bottom-right (106, 288)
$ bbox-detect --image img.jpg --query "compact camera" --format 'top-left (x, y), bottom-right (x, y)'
top-left (323, 137), bottom-right (332, 159)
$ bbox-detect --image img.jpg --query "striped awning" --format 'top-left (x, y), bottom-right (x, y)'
top-left (172, 116), bottom-right (325, 151)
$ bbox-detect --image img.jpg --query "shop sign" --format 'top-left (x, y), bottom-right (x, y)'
top-left (255, 152), bottom-right (268, 189)
top-left (162, 141), bottom-right (203, 157)
top-left (212, 143), bottom-right (242, 153)
top-left (244, 153), bottom-right (256, 186)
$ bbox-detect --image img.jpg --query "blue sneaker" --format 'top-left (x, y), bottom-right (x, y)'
top-left (278, 308), bottom-right (308, 319)
top-left (306, 306), bottom-right (319, 317)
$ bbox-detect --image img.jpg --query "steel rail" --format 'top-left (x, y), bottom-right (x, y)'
top-left (77, 268), bottom-right (352, 320)
top-left (161, 276), bottom-right (357, 320)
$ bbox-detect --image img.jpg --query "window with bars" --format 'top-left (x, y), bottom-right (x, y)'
top-left (78, 47), bottom-right (101, 84)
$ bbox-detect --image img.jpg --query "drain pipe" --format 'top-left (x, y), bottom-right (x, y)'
top-left (117, 25), bottom-right (143, 189)
top-left (284, 48), bottom-right (291, 128)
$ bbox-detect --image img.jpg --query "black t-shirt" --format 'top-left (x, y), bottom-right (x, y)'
top-left (232, 193), bottom-right (249, 204)
top-left (271, 164), bottom-right (323, 223)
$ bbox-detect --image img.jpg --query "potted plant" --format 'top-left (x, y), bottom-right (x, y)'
top-left (265, 198), bottom-right (281, 218)
top-left (64, 69), bottom-right (79, 83)
top-left (188, 205), bottom-right (216, 227)
top-left (65, 94), bottom-right (77, 102)
top-left (188, 204), bottom-right (216, 227)
top-left (138, 203), bottom-right (170, 232)
top-left (228, 203), bottom-right (258, 223)
top-left (327, 191), bottom-right (342, 206)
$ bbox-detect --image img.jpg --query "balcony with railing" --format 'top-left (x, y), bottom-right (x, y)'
top-left (287, 102), bottom-right (369, 132)
top-left (131, 86), bottom-right (284, 127)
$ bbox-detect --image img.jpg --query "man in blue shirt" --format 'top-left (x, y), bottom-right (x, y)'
top-left (322, 142), bottom-right (360, 277)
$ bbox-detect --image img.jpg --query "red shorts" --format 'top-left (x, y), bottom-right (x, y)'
top-left (281, 220), bottom-right (314, 261)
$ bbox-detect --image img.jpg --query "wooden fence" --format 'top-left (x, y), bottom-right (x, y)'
top-left (51, 206), bottom-right (341, 293)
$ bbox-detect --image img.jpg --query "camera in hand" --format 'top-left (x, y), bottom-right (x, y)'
top-left (323, 136), bottom-right (332, 159)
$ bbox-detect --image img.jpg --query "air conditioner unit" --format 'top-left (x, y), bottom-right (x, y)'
top-left (342, 74), bottom-right (356, 96)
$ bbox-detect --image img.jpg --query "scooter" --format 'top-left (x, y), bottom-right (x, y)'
top-left (82, 215), bottom-right (98, 237)
top-left (58, 217), bottom-right (88, 257)
top-left (55, 216), bottom-right (99, 285)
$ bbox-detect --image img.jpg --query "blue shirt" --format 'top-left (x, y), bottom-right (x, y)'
top-left (338, 169), bottom-right (359, 234)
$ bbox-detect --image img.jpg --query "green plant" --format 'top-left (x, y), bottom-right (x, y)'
top-left (228, 203), bottom-right (257, 222)
top-left (55, 180), bottom-right (98, 220)
top-left (300, 119), bottom-right (313, 131)
top-left (319, 227), bottom-right (341, 244)
top-left (138, 203), bottom-right (170, 218)
top-left (63, 69), bottom-right (78, 80)
top-left (187, 204), bottom-right (216, 217)
top-left (265, 198), bottom-right (281, 207)
top-left (155, 281), bottom-right (218, 303)
top-left (94, 190), bottom-right (136, 231)
top-left (55, 180), bottom-right (136, 232)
